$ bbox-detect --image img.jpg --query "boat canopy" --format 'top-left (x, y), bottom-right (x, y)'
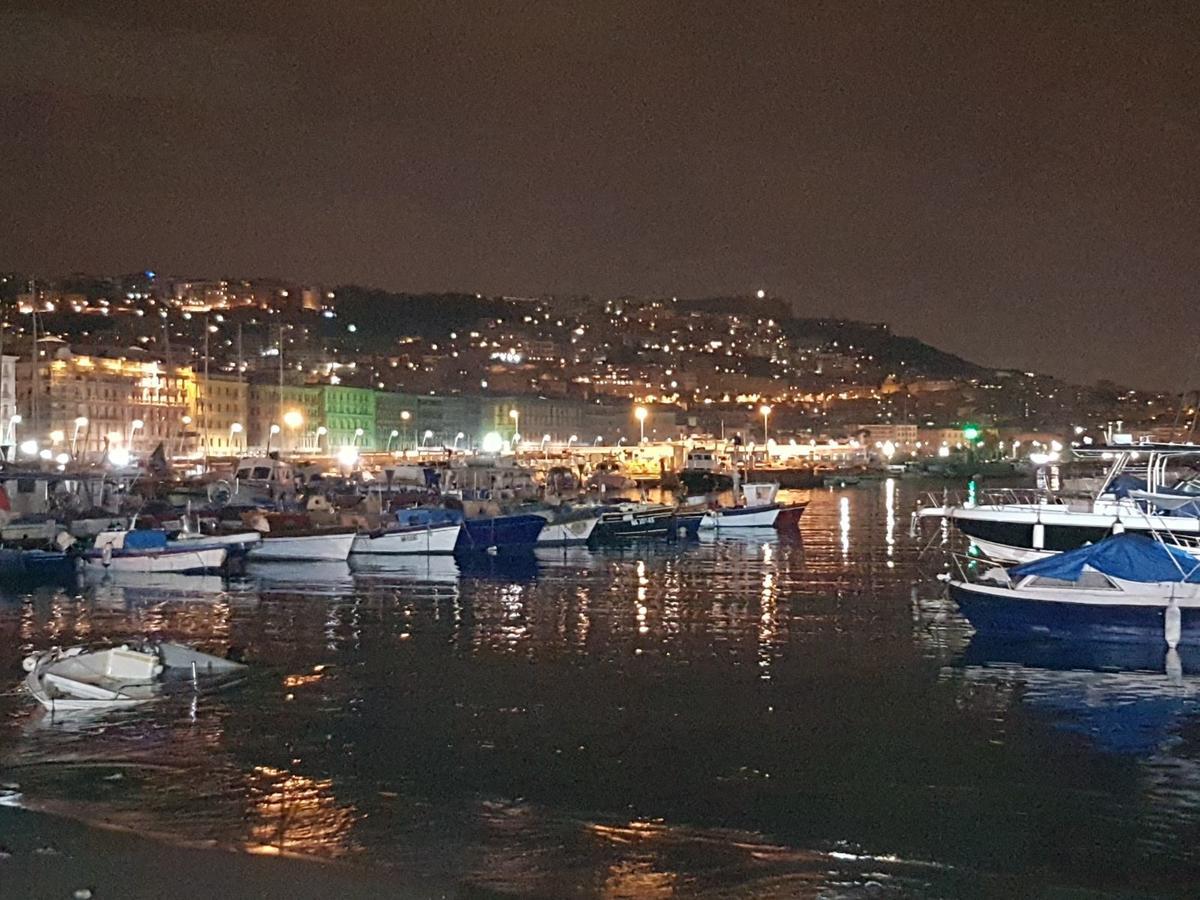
top-left (1010, 534), bottom-right (1200, 584)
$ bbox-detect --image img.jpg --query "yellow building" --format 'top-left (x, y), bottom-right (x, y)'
top-left (18, 347), bottom-right (196, 457)
top-left (192, 374), bottom-right (249, 456)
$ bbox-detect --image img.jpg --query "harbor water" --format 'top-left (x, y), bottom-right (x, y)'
top-left (3, 480), bottom-right (1200, 896)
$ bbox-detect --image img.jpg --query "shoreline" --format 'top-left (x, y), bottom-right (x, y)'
top-left (0, 804), bottom-right (458, 899)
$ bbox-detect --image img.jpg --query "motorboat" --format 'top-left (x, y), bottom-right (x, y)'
top-left (22, 641), bottom-right (246, 712)
top-left (946, 534), bottom-right (1200, 647)
top-left (917, 444), bottom-right (1200, 564)
top-left (455, 512), bottom-right (545, 554)
top-left (0, 546), bottom-right (81, 584)
top-left (84, 529), bottom-right (226, 574)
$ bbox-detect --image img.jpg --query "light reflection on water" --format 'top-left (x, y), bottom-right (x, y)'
top-left (2, 481), bottom-right (1200, 893)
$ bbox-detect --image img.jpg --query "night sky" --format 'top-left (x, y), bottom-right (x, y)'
top-left (2, 2), bottom-right (1197, 388)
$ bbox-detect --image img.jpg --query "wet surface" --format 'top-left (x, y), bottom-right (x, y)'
top-left (2, 480), bottom-right (1200, 896)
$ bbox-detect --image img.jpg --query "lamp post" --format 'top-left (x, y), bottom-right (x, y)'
top-left (422, 429), bottom-right (433, 448)
top-left (6, 413), bottom-right (21, 445)
top-left (283, 409), bottom-right (304, 451)
top-left (127, 418), bottom-right (144, 449)
top-left (760, 405), bottom-right (771, 459)
top-left (452, 431), bottom-right (464, 451)
top-left (354, 427), bottom-right (364, 447)
top-left (71, 416), bottom-right (88, 457)
top-left (594, 436), bottom-right (603, 446)
top-left (567, 434), bottom-right (577, 450)
top-left (509, 408), bottom-right (519, 444)
top-left (541, 433), bottom-right (551, 459)
top-left (400, 410), bottom-right (411, 448)
top-left (230, 422), bottom-right (243, 453)
top-left (635, 405), bottom-right (647, 444)
top-left (316, 426), bottom-right (327, 453)
top-left (266, 423), bottom-right (280, 454)
top-left (387, 428), bottom-right (399, 452)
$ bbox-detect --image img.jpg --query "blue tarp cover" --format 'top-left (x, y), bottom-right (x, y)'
top-left (1011, 534), bottom-right (1200, 584)
top-left (125, 529), bottom-right (168, 550)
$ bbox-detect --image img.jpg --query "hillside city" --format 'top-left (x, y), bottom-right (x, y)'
top-left (0, 270), bottom-right (1182, 462)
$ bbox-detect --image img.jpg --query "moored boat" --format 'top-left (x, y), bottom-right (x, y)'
top-left (351, 517), bottom-right (462, 555)
top-left (244, 512), bottom-right (357, 562)
top-left (84, 530), bottom-right (227, 574)
top-left (947, 534), bottom-right (1200, 646)
top-left (456, 513), bottom-right (545, 554)
top-left (591, 502), bottom-right (677, 542)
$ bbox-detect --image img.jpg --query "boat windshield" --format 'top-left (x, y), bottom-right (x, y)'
top-left (1024, 573), bottom-right (1119, 590)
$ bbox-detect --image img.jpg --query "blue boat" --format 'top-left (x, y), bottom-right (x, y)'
top-left (0, 548), bottom-right (81, 586)
top-left (948, 534), bottom-right (1200, 646)
top-left (456, 513), bottom-right (545, 554)
top-left (390, 507), bottom-right (544, 554)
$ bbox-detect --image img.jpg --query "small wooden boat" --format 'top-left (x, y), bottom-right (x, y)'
top-left (351, 518), bottom-right (462, 555)
top-left (244, 512), bottom-right (357, 562)
top-left (700, 484), bottom-right (807, 530)
top-left (84, 530), bottom-right (227, 574)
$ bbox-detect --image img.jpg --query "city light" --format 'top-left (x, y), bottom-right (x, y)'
top-left (18, 439), bottom-right (38, 456)
top-left (635, 405), bottom-right (648, 443)
top-left (283, 409), bottom-right (304, 429)
top-left (336, 445), bottom-right (359, 467)
top-left (108, 447), bottom-right (132, 467)
top-left (481, 431), bottom-right (504, 454)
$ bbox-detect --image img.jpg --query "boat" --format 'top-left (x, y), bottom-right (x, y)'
top-left (531, 506), bottom-right (602, 547)
top-left (587, 459), bottom-right (636, 493)
top-left (0, 547), bottom-right (81, 584)
top-left (946, 533), bottom-right (1200, 646)
top-left (748, 465), bottom-right (822, 489)
top-left (84, 530), bottom-right (226, 574)
top-left (350, 511), bottom-right (462, 556)
top-left (244, 512), bottom-right (357, 562)
top-left (700, 483), bottom-right (784, 529)
top-left (455, 512), bottom-right (545, 554)
top-left (917, 444), bottom-right (1200, 564)
top-left (822, 469), bottom-right (863, 487)
top-left (678, 449), bottom-right (734, 494)
top-left (591, 502), bottom-right (678, 542)
top-left (22, 640), bottom-right (246, 712)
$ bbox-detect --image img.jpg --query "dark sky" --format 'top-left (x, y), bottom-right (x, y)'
top-left (2, 2), bottom-right (1197, 388)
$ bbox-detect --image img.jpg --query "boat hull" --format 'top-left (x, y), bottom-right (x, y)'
top-left (700, 504), bottom-right (781, 529)
top-left (592, 506), bottom-right (677, 542)
top-left (678, 471), bottom-right (733, 494)
top-left (249, 532), bottom-right (356, 562)
top-left (774, 502), bottom-right (807, 530)
top-left (537, 516), bottom-right (599, 547)
top-left (351, 523), bottom-right (461, 555)
top-left (949, 581), bottom-right (1200, 644)
top-left (83, 546), bottom-right (227, 574)
top-left (455, 515), bottom-right (545, 554)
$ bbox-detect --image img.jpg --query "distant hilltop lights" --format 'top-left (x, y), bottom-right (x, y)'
top-left (0, 270), bottom-right (1178, 452)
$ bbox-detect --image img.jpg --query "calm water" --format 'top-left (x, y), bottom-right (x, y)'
top-left (3, 481), bottom-right (1200, 896)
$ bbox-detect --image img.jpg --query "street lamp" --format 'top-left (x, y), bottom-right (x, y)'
top-left (452, 431), bottom-right (465, 451)
top-left (594, 435), bottom-right (603, 446)
top-left (230, 422), bottom-right (243, 452)
top-left (6, 413), bottom-right (21, 445)
top-left (617, 436), bottom-right (626, 447)
top-left (127, 418), bottom-right (144, 447)
top-left (354, 427), bottom-right (364, 447)
top-left (422, 429), bottom-right (433, 448)
top-left (567, 434), bottom-right (577, 450)
top-left (635, 406), bottom-right (648, 444)
top-left (387, 428), bottom-right (399, 451)
top-left (760, 405), bottom-right (771, 449)
top-left (71, 416), bottom-right (88, 457)
top-left (400, 410), bottom-right (411, 448)
top-left (541, 433), bottom-right (551, 458)
top-left (266, 423), bottom-right (280, 454)
top-left (49, 430), bottom-right (64, 445)
top-left (316, 426), bottom-right (327, 452)
top-left (509, 408), bottom-right (519, 442)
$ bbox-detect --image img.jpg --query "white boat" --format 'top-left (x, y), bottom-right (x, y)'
top-left (84, 530), bottom-right (227, 574)
top-left (533, 509), bottom-right (601, 547)
top-left (248, 530), bottom-right (357, 562)
top-left (350, 522), bottom-right (461, 555)
top-left (22, 641), bottom-right (246, 712)
top-left (916, 443), bottom-right (1200, 564)
top-left (700, 483), bottom-right (782, 529)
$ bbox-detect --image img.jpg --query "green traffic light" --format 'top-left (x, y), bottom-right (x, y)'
top-left (962, 425), bottom-right (980, 440)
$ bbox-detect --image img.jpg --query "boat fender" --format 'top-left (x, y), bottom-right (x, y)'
top-left (1166, 597), bottom-right (1182, 650)
top-left (1112, 521), bottom-right (1125, 535)
top-left (21, 654), bottom-right (37, 673)
top-left (102, 544), bottom-right (113, 567)
top-left (1032, 521), bottom-right (1045, 550)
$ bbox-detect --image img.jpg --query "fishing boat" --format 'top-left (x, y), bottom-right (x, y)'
top-left (678, 449), bottom-right (734, 494)
top-left (528, 505), bottom-right (602, 547)
top-left (84, 530), bottom-right (226, 574)
top-left (244, 512), bottom-right (357, 562)
top-left (350, 510), bottom-right (462, 556)
top-left (591, 502), bottom-right (678, 542)
top-left (22, 641), bottom-right (246, 712)
top-left (700, 483), bottom-right (786, 529)
top-left (916, 443), bottom-right (1200, 564)
top-left (946, 534), bottom-right (1200, 647)
top-left (0, 547), bottom-right (81, 584)
top-left (455, 512), bottom-right (545, 554)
